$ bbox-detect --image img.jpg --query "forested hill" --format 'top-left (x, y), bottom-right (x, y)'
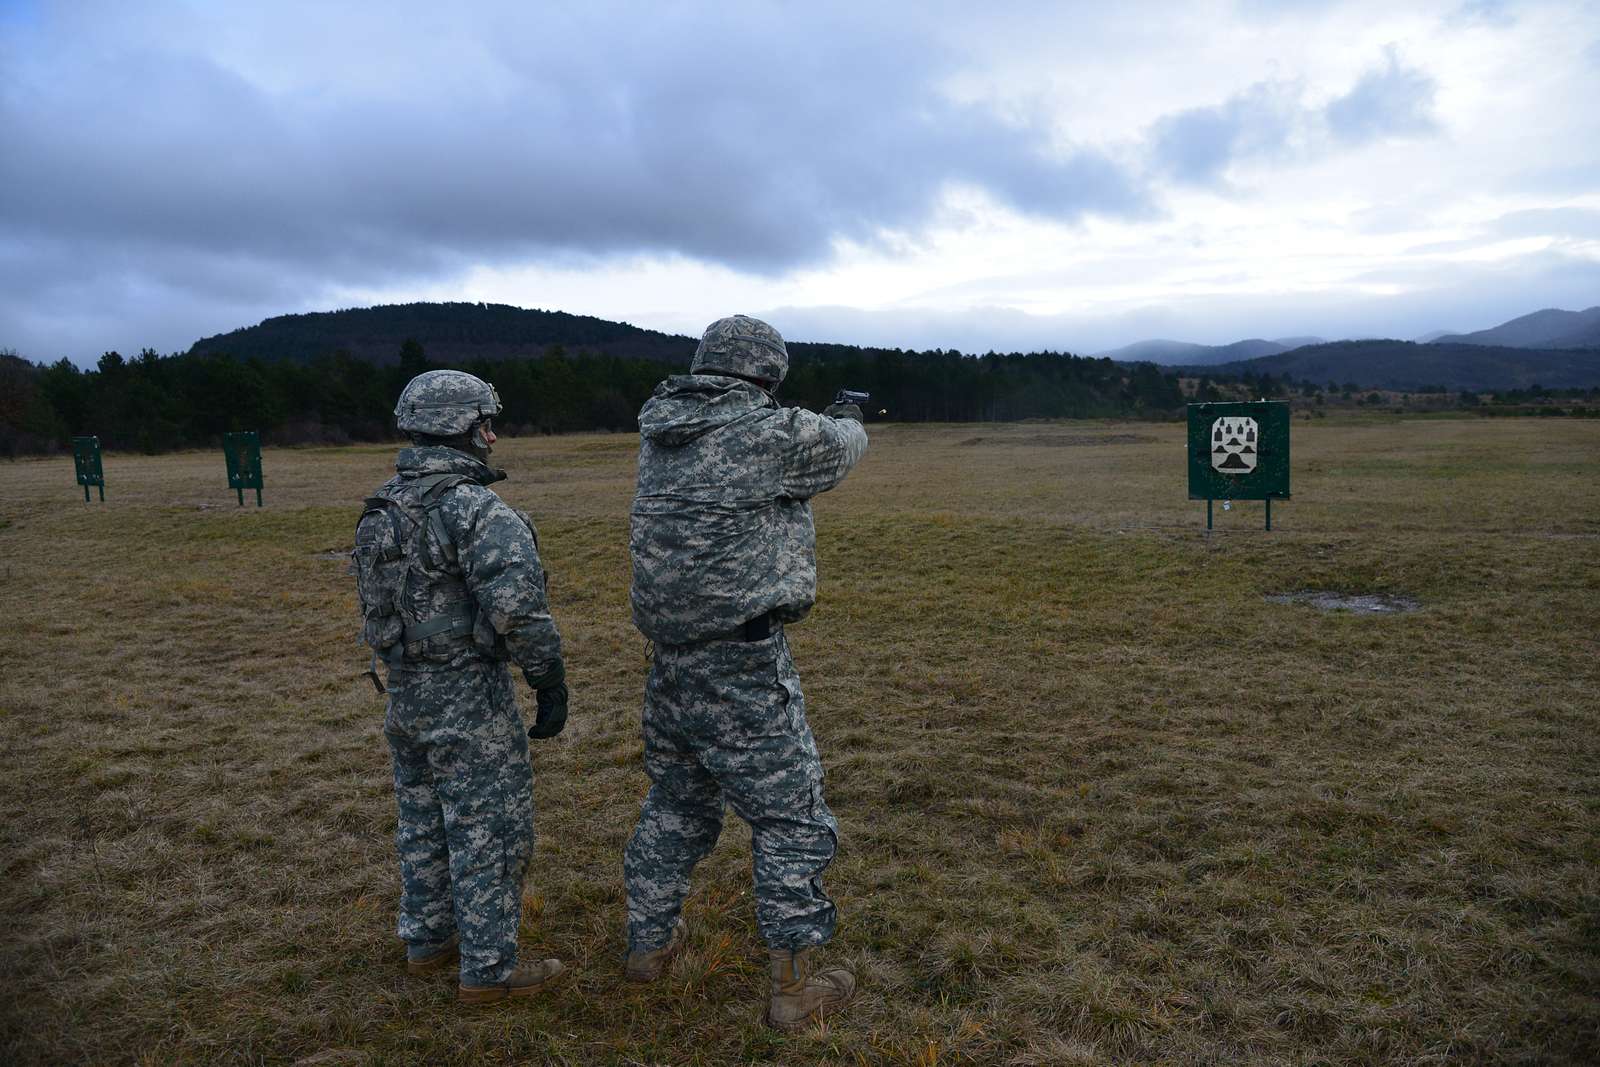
top-left (189, 302), bottom-right (698, 364)
top-left (1188, 339), bottom-right (1600, 391)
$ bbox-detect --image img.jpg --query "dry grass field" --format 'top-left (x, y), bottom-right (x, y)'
top-left (2, 414), bottom-right (1597, 1066)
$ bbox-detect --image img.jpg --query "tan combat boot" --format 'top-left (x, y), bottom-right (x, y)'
top-left (405, 931), bottom-right (460, 975)
top-left (625, 917), bottom-right (688, 982)
top-left (765, 947), bottom-right (855, 1032)
top-left (457, 958), bottom-right (565, 1005)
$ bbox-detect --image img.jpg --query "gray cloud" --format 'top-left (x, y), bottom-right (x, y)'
top-left (1324, 48), bottom-right (1439, 143)
top-left (1491, 207), bottom-right (1600, 241)
top-left (1449, 0), bottom-right (1519, 27)
top-left (0, 2), bottom-right (1160, 360)
top-left (1146, 50), bottom-right (1438, 186)
top-left (0, 1), bottom-right (1583, 365)
top-left (1150, 82), bottom-right (1300, 184)
top-left (1401, 206), bottom-right (1600, 253)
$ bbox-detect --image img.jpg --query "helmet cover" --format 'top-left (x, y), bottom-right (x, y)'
top-left (690, 314), bottom-right (788, 386)
top-left (394, 369), bottom-right (502, 437)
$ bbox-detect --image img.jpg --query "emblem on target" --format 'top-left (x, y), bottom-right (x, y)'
top-left (1211, 416), bottom-right (1258, 473)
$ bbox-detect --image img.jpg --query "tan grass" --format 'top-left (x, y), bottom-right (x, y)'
top-left (1, 414), bottom-right (1597, 1065)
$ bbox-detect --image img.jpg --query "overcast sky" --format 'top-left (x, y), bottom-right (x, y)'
top-left (3, 0), bottom-right (1598, 365)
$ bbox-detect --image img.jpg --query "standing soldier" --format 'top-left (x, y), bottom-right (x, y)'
top-left (352, 370), bottom-right (570, 1004)
top-left (622, 315), bottom-right (868, 1031)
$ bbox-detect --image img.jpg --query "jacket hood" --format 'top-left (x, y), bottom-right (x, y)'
top-left (639, 375), bottom-right (776, 446)
top-left (395, 445), bottom-right (506, 484)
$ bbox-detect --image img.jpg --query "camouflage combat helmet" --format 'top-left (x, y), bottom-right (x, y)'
top-left (690, 315), bottom-right (789, 386)
top-left (394, 369), bottom-right (502, 437)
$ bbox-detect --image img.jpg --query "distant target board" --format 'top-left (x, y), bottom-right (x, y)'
top-left (223, 431), bottom-right (264, 507)
top-left (1187, 402), bottom-right (1289, 529)
top-left (72, 435), bottom-right (105, 502)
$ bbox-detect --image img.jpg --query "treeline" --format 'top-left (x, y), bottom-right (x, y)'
top-left (1, 339), bottom-right (1186, 457)
top-left (786, 343), bottom-right (1182, 421)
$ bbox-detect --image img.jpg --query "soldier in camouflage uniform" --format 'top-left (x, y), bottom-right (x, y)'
top-left (622, 315), bottom-right (868, 1031)
top-left (353, 370), bottom-right (570, 1005)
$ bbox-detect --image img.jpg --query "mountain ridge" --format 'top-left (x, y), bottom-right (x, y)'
top-left (1432, 306), bottom-right (1600, 349)
top-left (1184, 339), bottom-right (1600, 391)
top-left (1100, 306), bottom-right (1600, 365)
top-left (1096, 336), bottom-right (1327, 365)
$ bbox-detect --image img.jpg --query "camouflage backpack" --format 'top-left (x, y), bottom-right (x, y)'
top-left (351, 472), bottom-right (473, 691)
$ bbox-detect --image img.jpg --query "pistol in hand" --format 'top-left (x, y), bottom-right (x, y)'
top-left (824, 389), bottom-right (875, 421)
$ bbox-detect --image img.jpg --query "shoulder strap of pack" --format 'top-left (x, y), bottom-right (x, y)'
top-left (414, 473), bottom-right (474, 563)
top-left (413, 472), bottom-right (470, 501)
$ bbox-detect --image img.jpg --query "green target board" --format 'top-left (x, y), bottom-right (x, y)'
top-left (223, 431), bottom-right (264, 507)
top-left (1187, 402), bottom-right (1290, 528)
top-left (72, 436), bottom-right (105, 502)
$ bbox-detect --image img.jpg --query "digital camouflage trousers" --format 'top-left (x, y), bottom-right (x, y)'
top-left (624, 627), bottom-right (839, 954)
top-left (383, 660), bottom-right (534, 985)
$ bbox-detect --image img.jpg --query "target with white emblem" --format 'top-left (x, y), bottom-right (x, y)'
top-left (1211, 416), bottom-right (1258, 473)
top-left (1188, 401), bottom-right (1289, 504)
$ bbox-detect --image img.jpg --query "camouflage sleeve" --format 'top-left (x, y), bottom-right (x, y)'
top-left (779, 408), bottom-right (869, 500)
top-left (454, 488), bottom-right (563, 675)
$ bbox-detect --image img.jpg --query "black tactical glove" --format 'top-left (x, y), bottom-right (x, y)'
top-left (523, 660), bottom-right (569, 740)
top-left (821, 402), bottom-right (863, 422)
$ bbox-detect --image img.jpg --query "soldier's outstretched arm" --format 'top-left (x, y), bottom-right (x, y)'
top-left (779, 408), bottom-right (868, 501)
top-left (453, 491), bottom-right (563, 676)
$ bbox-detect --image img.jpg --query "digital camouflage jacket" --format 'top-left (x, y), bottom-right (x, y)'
top-left (630, 375), bottom-right (868, 645)
top-left (360, 446), bottom-right (562, 675)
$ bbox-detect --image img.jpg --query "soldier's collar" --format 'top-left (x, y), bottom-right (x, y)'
top-left (397, 445), bottom-right (506, 484)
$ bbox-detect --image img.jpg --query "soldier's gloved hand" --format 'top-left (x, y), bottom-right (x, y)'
top-left (821, 402), bottom-right (863, 422)
top-left (523, 661), bottom-right (569, 740)
top-left (531, 681), bottom-right (568, 739)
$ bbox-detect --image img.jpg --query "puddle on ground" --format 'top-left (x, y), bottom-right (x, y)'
top-left (1265, 591), bottom-right (1420, 614)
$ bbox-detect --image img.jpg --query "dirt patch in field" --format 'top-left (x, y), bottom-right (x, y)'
top-left (959, 433), bottom-right (1156, 447)
top-left (1266, 590), bottom-right (1421, 613)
